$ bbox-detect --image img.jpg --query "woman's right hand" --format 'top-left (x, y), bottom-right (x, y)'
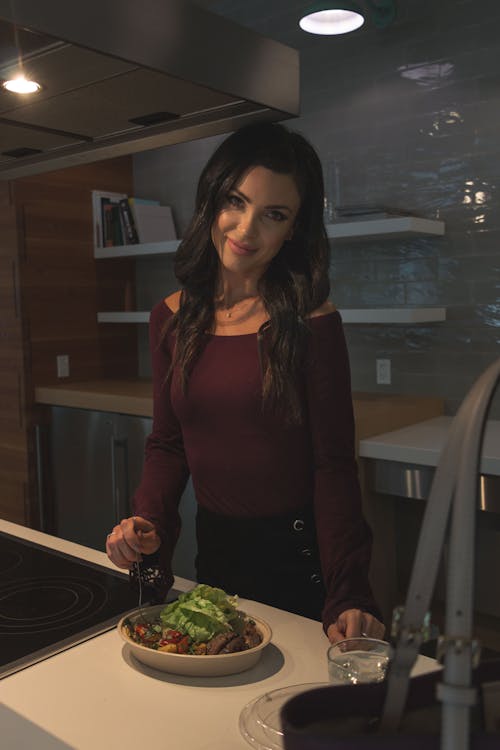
top-left (106, 515), bottom-right (161, 570)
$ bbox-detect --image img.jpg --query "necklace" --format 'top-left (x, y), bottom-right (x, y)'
top-left (221, 295), bottom-right (260, 319)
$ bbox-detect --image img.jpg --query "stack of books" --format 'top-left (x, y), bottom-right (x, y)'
top-left (92, 191), bottom-right (177, 248)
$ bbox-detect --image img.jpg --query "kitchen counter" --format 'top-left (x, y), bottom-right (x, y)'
top-left (35, 379), bottom-right (154, 417)
top-left (1, 519), bottom-right (438, 750)
top-left (359, 416), bottom-right (500, 476)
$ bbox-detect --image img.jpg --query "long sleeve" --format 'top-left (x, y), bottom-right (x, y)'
top-left (132, 301), bottom-right (190, 590)
top-left (305, 312), bottom-right (381, 630)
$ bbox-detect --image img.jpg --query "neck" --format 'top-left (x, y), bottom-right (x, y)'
top-left (218, 266), bottom-right (264, 300)
top-left (214, 284), bottom-right (262, 322)
top-left (222, 292), bottom-right (259, 308)
top-left (217, 280), bottom-right (260, 310)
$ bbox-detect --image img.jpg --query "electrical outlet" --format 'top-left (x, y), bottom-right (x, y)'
top-left (56, 354), bottom-right (69, 378)
top-left (376, 358), bottom-right (391, 385)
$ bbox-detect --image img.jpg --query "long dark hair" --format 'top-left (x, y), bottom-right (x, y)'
top-left (169, 121), bottom-right (330, 423)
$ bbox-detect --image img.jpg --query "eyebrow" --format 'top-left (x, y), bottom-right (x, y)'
top-left (232, 187), bottom-right (294, 213)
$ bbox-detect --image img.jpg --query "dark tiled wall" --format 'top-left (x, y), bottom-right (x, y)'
top-left (134, 0), bottom-right (500, 416)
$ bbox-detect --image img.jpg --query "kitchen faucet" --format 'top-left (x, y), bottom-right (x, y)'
top-left (380, 357), bottom-right (500, 749)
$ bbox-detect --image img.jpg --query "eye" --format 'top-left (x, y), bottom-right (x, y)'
top-left (265, 210), bottom-right (287, 223)
top-left (226, 193), bottom-right (244, 209)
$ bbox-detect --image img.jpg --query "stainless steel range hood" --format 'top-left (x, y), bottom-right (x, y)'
top-left (0, 0), bottom-right (299, 179)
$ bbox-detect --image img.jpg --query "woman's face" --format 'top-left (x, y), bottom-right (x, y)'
top-left (211, 165), bottom-right (301, 285)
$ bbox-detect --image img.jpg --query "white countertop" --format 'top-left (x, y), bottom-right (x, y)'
top-left (359, 416), bottom-right (500, 476)
top-left (1, 520), bottom-right (439, 750)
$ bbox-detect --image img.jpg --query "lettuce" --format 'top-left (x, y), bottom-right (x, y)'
top-left (159, 584), bottom-right (244, 644)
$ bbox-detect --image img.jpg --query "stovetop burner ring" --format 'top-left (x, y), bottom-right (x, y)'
top-left (0, 532), bottom-right (141, 680)
top-left (0, 576), bottom-right (109, 635)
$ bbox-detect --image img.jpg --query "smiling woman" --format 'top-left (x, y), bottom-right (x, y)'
top-left (106, 121), bottom-right (384, 648)
top-left (210, 165), bottom-right (301, 331)
top-left (211, 166), bottom-right (301, 293)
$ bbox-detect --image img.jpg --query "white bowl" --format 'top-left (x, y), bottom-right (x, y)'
top-left (118, 604), bottom-right (272, 677)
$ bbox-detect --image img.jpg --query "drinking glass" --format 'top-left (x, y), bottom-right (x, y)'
top-left (327, 637), bottom-right (392, 685)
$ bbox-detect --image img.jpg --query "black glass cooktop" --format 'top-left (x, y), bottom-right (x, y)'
top-left (0, 531), bottom-right (147, 679)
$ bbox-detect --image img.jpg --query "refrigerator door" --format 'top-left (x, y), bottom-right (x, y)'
top-left (50, 407), bottom-right (153, 551)
top-left (113, 413), bottom-right (152, 523)
top-left (50, 406), bottom-right (198, 574)
top-left (50, 406), bottom-right (115, 551)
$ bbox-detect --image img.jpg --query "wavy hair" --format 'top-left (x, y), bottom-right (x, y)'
top-left (167, 121), bottom-right (330, 423)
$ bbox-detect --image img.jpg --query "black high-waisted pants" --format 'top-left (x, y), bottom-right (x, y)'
top-left (195, 504), bottom-right (326, 622)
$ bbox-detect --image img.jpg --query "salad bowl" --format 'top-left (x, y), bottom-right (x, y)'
top-left (118, 604), bottom-right (272, 677)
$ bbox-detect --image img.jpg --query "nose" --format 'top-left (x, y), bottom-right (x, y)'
top-left (237, 208), bottom-right (258, 239)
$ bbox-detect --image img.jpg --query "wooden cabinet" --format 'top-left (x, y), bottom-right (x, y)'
top-left (0, 198), bottom-right (33, 524)
top-left (0, 158), bottom-right (138, 526)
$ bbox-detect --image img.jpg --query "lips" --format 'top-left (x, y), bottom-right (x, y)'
top-left (227, 237), bottom-right (257, 256)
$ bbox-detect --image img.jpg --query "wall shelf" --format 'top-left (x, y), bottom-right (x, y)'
top-left (97, 308), bottom-right (446, 325)
top-left (93, 216), bottom-right (445, 260)
top-left (95, 216), bottom-right (446, 326)
top-left (94, 240), bottom-right (179, 259)
top-left (97, 312), bottom-right (150, 323)
top-left (326, 216), bottom-right (445, 240)
top-left (340, 308), bottom-right (446, 324)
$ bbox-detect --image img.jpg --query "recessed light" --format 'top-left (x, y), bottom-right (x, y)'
top-left (2, 75), bottom-right (42, 94)
top-left (299, 5), bottom-right (365, 35)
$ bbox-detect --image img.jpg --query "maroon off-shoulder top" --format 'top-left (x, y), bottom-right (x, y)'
top-left (133, 300), bottom-right (380, 631)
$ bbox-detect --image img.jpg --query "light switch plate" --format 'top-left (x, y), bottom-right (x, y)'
top-left (56, 354), bottom-right (69, 378)
top-left (376, 358), bottom-right (391, 385)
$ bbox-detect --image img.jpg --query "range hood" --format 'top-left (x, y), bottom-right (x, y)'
top-left (0, 0), bottom-right (299, 179)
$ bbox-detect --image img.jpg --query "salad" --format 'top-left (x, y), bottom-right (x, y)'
top-left (122, 584), bottom-right (263, 655)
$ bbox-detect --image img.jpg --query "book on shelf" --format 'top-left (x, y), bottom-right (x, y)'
top-left (102, 200), bottom-right (113, 247)
top-left (92, 190), bottom-right (177, 249)
top-left (129, 199), bottom-right (177, 243)
top-left (91, 190), bottom-right (128, 248)
top-left (118, 198), bottom-right (139, 244)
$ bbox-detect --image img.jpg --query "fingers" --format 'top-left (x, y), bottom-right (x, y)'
top-left (132, 516), bottom-right (155, 533)
top-left (326, 622), bottom-right (347, 644)
top-left (106, 516), bottom-right (161, 569)
top-left (361, 612), bottom-right (386, 640)
top-left (342, 609), bottom-right (364, 639)
top-left (132, 516), bottom-right (161, 555)
top-left (327, 609), bottom-right (386, 643)
top-left (106, 517), bottom-right (142, 570)
top-left (328, 608), bottom-right (363, 642)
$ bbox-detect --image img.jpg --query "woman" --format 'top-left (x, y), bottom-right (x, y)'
top-left (106, 122), bottom-right (384, 644)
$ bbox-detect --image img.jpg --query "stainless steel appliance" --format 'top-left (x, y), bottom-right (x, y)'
top-left (0, 531), bottom-right (182, 679)
top-left (48, 406), bottom-right (152, 551)
top-left (47, 406), bottom-right (198, 580)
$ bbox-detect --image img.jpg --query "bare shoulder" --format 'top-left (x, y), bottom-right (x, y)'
top-left (308, 300), bottom-right (337, 319)
top-left (164, 290), bottom-right (182, 313)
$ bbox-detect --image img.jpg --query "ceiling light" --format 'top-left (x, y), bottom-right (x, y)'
top-left (299, 3), bottom-right (365, 35)
top-left (2, 74), bottom-right (42, 94)
top-left (299, 1), bottom-right (396, 36)
top-left (2, 20), bottom-right (43, 95)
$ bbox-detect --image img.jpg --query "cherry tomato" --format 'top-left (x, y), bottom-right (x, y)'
top-left (163, 629), bottom-right (184, 644)
top-left (176, 636), bottom-right (190, 654)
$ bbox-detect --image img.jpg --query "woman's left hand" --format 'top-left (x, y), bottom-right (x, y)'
top-left (327, 608), bottom-right (385, 644)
